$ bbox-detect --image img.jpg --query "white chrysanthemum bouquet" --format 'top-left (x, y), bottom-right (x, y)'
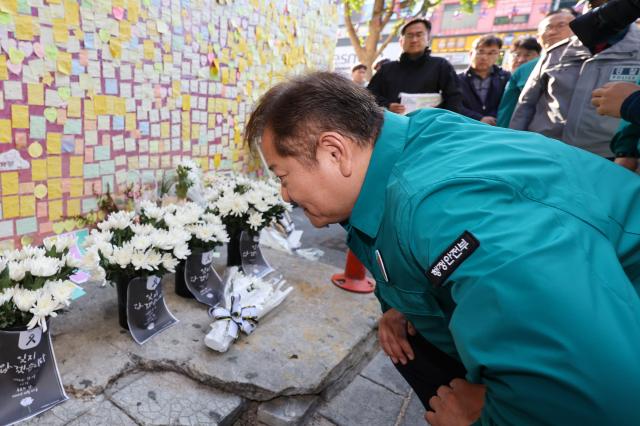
top-left (0, 236), bottom-right (82, 331)
top-left (205, 173), bottom-right (291, 235)
top-left (175, 158), bottom-right (205, 203)
top-left (82, 210), bottom-right (192, 285)
top-left (139, 201), bottom-right (229, 253)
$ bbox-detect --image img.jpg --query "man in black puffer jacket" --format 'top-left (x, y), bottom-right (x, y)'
top-left (367, 19), bottom-right (462, 114)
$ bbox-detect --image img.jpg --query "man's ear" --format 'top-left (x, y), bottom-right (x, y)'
top-left (317, 131), bottom-right (353, 177)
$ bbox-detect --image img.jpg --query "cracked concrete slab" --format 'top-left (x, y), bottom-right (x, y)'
top-left (24, 395), bottom-right (103, 425)
top-left (66, 399), bottom-right (136, 426)
top-left (360, 351), bottom-right (411, 396)
top-left (110, 371), bottom-right (244, 425)
top-left (257, 395), bottom-right (319, 426)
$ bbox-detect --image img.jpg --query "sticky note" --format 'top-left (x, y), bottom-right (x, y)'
top-left (29, 116), bottom-right (45, 140)
top-left (0, 55), bottom-right (8, 80)
top-left (1, 172), bottom-right (19, 195)
top-left (20, 195), bottom-right (35, 217)
top-left (0, 119), bottom-right (11, 143)
top-left (53, 18), bottom-right (68, 44)
top-left (109, 39), bottom-right (122, 59)
top-left (69, 156), bottom-right (83, 177)
top-left (34, 184), bottom-right (47, 199)
top-left (47, 156), bottom-right (61, 177)
top-left (3, 196), bottom-right (20, 218)
top-left (11, 104), bottom-right (29, 128)
top-left (63, 119), bottom-right (82, 135)
top-left (16, 217), bottom-right (37, 235)
top-left (67, 97), bottom-right (81, 117)
top-left (49, 200), bottom-right (62, 221)
top-left (57, 52), bottom-right (72, 75)
top-left (46, 133), bottom-right (62, 154)
top-left (48, 178), bottom-right (62, 199)
top-left (66, 178), bottom-right (82, 197)
top-left (14, 132), bottom-right (26, 149)
top-left (143, 40), bottom-right (154, 60)
top-left (66, 199), bottom-right (80, 216)
top-left (0, 0), bottom-right (17, 15)
top-left (27, 83), bottom-right (44, 105)
top-left (31, 159), bottom-right (47, 180)
top-left (15, 15), bottom-right (34, 41)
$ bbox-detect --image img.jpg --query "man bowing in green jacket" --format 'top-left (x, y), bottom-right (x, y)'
top-left (245, 72), bottom-right (640, 426)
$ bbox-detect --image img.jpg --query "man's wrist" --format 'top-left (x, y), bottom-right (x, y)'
top-left (620, 90), bottom-right (640, 123)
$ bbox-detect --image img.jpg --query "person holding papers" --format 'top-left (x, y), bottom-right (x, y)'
top-left (367, 19), bottom-right (462, 114)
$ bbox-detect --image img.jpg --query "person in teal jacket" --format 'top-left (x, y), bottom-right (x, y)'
top-left (246, 72), bottom-right (640, 426)
top-left (496, 57), bottom-right (538, 127)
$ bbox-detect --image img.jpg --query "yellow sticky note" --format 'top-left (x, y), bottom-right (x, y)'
top-left (15, 15), bottom-right (35, 41)
top-left (143, 40), bottom-right (154, 60)
top-left (69, 178), bottom-right (83, 196)
top-left (0, 119), bottom-right (11, 143)
top-left (64, 0), bottom-right (80, 27)
top-left (57, 52), bottom-right (72, 75)
top-left (0, 55), bottom-right (8, 80)
top-left (172, 80), bottom-right (180, 98)
top-left (161, 122), bottom-right (170, 138)
top-left (125, 113), bottom-right (136, 131)
top-left (84, 99), bottom-right (95, 119)
top-left (1, 172), bottom-right (19, 195)
top-left (31, 159), bottom-right (47, 180)
top-left (28, 142), bottom-right (42, 158)
top-left (93, 95), bottom-right (107, 115)
top-left (66, 199), bottom-right (80, 216)
top-left (48, 178), bottom-right (62, 199)
top-left (109, 39), bottom-right (122, 59)
top-left (214, 153), bottom-right (221, 169)
top-left (0, 0), bottom-right (17, 15)
top-left (67, 97), bottom-right (81, 117)
top-left (182, 94), bottom-right (191, 111)
top-left (49, 200), bottom-right (62, 221)
top-left (46, 133), bottom-right (62, 154)
top-left (2, 195), bottom-right (19, 219)
top-left (120, 21), bottom-right (132, 41)
top-left (20, 195), bottom-right (35, 217)
top-left (53, 18), bottom-right (68, 44)
top-left (47, 156), bottom-right (61, 177)
top-left (114, 97), bottom-right (126, 116)
top-left (11, 105), bottom-right (29, 128)
top-left (27, 83), bottom-right (44, 105)
top-left (69, 156), bottom-right (83, 177)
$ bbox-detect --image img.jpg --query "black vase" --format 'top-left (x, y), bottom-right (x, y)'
top-left (226, 228), bottom-right (242, 267)
top-left (174, 260), bottom-right (194, 299)
top-left (115, 278), bottom-right (130, 330)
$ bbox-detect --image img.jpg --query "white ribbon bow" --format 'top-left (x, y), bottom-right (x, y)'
top-left (208, 294), bottom-right (258, 339)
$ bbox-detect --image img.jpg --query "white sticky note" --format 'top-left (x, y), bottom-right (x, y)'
top-left (3, 81), bottom-right (24, 101)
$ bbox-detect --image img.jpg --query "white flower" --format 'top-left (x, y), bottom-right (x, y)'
top-left (131, 224), bottom-right (155, 236)
top-left (8, 261), bottom-right (27, 281)
top-left (130, 235), bottom-right (151, 251)
top-left (131, 251), bottom-right (153, 271)
top-left (248, 211), bottom-right (264, 231)
top-left (145, 250), bottom-right (163, 270)
top-left (45, 280), bottom-right (76, 306)
top-left (140, 201), bottom-right (166, 220)
top-left (12, 288), bottom-right (40, 312)
top-left (65, 253), bottom-right (83, 269)
top-left (29, 257), bottom-right (62, 277)
top-left (161, 253), bottom-right (179, 272)
top-left (54, 235), bottom-right (76, 252)
top-left (98, 211), bottom-right (135, 231)
top-left (27, 292), bottom-right (60, 331)
top-left (173, 243), bottom-right (191, 260)
top-left (110, 246), bottom-right (133, 269)
top-left (150, 231), bottom-right (178, 251)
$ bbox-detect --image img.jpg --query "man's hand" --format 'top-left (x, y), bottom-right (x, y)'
top-left (591, 82), bottom-right (640, 118)
top-left (378, 308), bottom-right (416, 365)
top-left (426, 379), bottom-right (486, 426)
top-left (480, 116), bottom-right (496, 126)
top-left (389, 103), bottom-right (406, 114)
top-left (615, 156), bottom-right (639, 172)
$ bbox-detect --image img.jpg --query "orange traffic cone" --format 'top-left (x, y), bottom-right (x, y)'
top-left (331, 250), bottom-right (375, 293)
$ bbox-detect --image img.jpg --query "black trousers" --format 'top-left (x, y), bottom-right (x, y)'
top-left (393, 331), bottom-right (467, 409)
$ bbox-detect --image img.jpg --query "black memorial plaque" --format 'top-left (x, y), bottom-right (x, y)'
top-left (126, 275), bottom-right (178, 344)
top-left (0, 324), bottom-right (68, 425)
top-left (184, 251), bottom-right (223, 306)
top-left (240, 231), bottom-right (274, 278)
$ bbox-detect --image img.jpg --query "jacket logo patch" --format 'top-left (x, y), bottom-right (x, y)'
top-left (426, 231), bottom-right (479, 287)
top-left (609, 66), bottom-right (640, 82)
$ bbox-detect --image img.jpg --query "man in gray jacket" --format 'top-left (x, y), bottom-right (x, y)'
top-left (510, 8), bottom-right (640, 158)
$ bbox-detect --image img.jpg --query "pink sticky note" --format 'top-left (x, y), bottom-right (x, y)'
top-left (84, 147), bottom-right (93, 162)
top-left (78, 49), bottom-right (88, 66)
top-left (113, 7), bottom-right (125, 20)
top-left (37, 202), bottom-right (48, 218)
top-left (33, 42), bottom-right (45, 58)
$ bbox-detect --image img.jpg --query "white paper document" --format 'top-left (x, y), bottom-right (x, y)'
top-left (399, 92), bottom-right (443, 114)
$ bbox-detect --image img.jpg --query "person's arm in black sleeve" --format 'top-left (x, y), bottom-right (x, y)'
top-left (367, 68), bottom-right (391, 108)
top-left (438, 61), bottom-right (463, 113)
top-left (456, 76), bottom-right (484, 120)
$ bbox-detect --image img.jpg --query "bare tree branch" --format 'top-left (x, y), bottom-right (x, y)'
top-left (343, 1), bottom-right (365, 58)
top-left (375, 18), bottom-right (404, 58)
top-left (381, 0), bottom-right (398, 28)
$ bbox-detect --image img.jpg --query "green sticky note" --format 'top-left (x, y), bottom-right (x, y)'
top-left (58, 87), bottom-right (71, 101)
top-left (93, 145), bottom-right (110, 161)
top-left (45, 44), bottom-right (58, 60)
top-left (101, 175), bottom-right (114, 193)
top-left (44, 107), bottom-right (57, 123)
top-left (99, 160), bottom-right (115, 175)
top-left (15, 217), bottom-right (37, 235)
top-left (17, 0), bottom-right (30, 14)
top-left (83, 163), bottom-right (99, 179)
top-left (99, 28), bottom-right (110, 42)
top-left (82, 198), bottom-right (97, 213)
top-left (30, 116), bottom-right (46, 140)
top-left (0, 12), bottom-right (11, 25)
top-left (63, 118), bottom-right (82, 135)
